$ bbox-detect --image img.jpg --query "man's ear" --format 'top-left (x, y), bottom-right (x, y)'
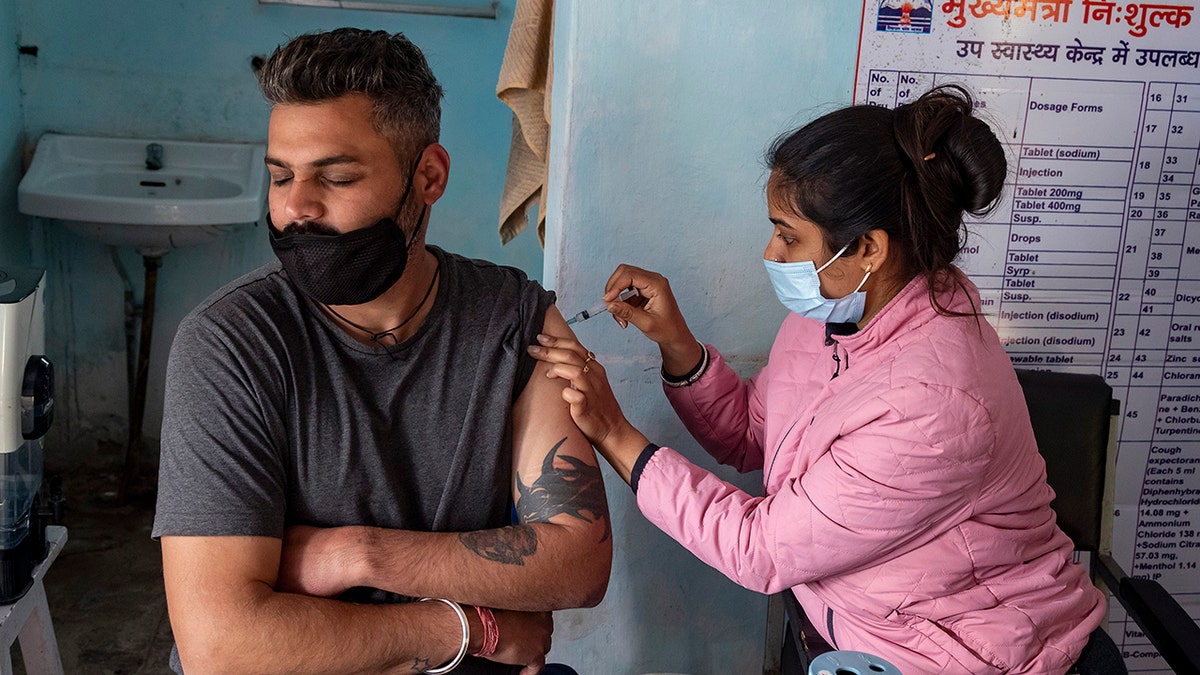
top-left (415, 143), bottom-right (450, 205)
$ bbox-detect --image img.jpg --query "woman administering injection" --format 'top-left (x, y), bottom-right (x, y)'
top-left (528, 85), bottom-right (1111, 674)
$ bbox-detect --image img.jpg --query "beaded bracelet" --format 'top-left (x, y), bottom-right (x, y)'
top-left (419, 597), bottom-right (469, 673)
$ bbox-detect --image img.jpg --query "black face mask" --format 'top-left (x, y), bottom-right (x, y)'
top-left (269, 155), bottom-right (424, 306)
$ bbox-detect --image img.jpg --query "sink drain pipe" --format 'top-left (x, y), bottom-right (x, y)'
top-left (111, 250), bottom-right (162, 504)
top-left (110, 248), bottom-right (137, 424)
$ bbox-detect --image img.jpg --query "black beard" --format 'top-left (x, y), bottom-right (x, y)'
top-left (279, 220), bottom-right (339, 236)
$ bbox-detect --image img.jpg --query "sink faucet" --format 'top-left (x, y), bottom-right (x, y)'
top-left (145, 143), bottom-right (164, 171)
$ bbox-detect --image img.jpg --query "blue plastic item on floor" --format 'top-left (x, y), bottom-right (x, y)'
top-left (808, 650), bottom-right (902, 675)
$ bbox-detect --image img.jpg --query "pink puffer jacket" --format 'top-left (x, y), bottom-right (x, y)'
top-left (636, 271), bottom-right (1104, 674)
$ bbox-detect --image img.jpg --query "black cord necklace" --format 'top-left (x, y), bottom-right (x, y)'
top-left (324, 263), bottom-right (440, 357)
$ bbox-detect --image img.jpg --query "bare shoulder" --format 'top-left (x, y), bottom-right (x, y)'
top-left (510, 305), bottom-right (609, 529)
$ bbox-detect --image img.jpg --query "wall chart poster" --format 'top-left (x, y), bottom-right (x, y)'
top-left (855, 2), bottom-right (1198, 672)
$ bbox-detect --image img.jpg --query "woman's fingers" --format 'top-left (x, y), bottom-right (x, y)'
top-left (529, 336), bottom-right (604, 393)
top-left (599, 265), bottom-right (699, 356)
top-left (604, 264), bottom-right (664, 299)
top-left (542, 360), bottom-right (588, 384)
top-left (540, 356), bottom-right (605, 388)
top-left (560, 384), bottom-right (586, 406)
top-left (603, 264), bottom-right (642, 299)
top-left (607, 299), bottom-right (641, 330)
top-left (533, 333), bottom-right (591, 364)
top-left (527, 339), bottom-right (622, 445)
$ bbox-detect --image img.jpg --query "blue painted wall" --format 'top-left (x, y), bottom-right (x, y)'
top-left (10, 0), bottom-right (867, 669)
top-left (0, 0), bottom-right (28, 265)
top-left (543, 2), bottom-right (860, 671)
top-left (13, 0), bottom-right (543, 468)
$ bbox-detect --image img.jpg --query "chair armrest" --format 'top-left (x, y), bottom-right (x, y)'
top-left (1095, 553), bottom-right (1125, 594)
top-left (1099, 554), bottom-right (1200, 673)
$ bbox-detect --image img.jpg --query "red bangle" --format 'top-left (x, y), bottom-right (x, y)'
top-left (470, 605), bottom-right (499, 658)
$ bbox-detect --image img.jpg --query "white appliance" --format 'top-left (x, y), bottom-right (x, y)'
top-left (0, 265), bottom-right (53, 603)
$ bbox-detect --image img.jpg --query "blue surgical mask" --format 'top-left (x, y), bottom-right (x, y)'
top-left (763, 241), bottom-right (871, 323)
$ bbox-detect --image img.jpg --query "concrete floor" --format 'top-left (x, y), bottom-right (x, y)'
top-left (11, 465), bottom-right (174, 674)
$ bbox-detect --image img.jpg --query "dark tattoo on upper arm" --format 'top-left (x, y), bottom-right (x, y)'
top-left (411, 657), bottom-right (433, 673)
top-left (458, 525), bottom-right (539, 565)
top-left (458, 437), bottom-right (610, 566)
top-left (516, 437), bottom-right (611, 542)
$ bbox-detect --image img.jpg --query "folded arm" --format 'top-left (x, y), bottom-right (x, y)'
top-left (162, 535), bottom-right (475, 675)
top-left (279, 306), bottom-right (613, 611)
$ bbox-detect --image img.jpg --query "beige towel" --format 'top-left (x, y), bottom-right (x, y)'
top-left (497, 0), bottom-right (553, 246)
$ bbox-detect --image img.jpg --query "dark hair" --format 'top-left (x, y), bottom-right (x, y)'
top-left (257, 28), bottom-right (444, 160)
top-left (766, 84), bottom-right (1006, 315)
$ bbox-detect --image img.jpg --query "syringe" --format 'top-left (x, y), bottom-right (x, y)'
top-left (566, 287), bottom-right (640, 325)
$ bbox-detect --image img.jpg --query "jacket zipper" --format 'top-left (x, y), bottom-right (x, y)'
top-left (828, 338), bottom-right (845, 380)
top-left (767, 334), bottom-right (848, 483)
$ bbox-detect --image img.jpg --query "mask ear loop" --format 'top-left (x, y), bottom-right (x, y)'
top-left (396, 147), bottom-right (429, 250)
top-left (815, 240), bottom-right (856, 275)
top-left (852, 264), bottom-right (872, 293)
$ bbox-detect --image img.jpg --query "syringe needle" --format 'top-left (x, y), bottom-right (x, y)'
top-left (565, 287), bottom-right (640, 325)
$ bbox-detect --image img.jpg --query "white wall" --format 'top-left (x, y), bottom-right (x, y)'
top-left (545, 2), bottom-right (861, 671)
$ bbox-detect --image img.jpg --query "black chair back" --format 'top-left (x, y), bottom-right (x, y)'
top-left (1016, 368), bottom-right (1200, 674)
top-left (1015, 368), bottom-right (1114, 553)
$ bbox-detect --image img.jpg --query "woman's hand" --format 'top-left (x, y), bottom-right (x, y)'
top-left (603, 265), bottom-right (703, 377)
top-left (527, 333), bottom-right (649, 483)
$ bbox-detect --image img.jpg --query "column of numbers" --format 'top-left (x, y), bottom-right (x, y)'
top-left (1112, 83), bottom-right (1176, 441)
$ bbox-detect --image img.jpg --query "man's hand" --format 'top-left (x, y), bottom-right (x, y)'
top-left (277, 525), bottom-right (363, 597)
top-left (488, 610), bottom-right (553, 675)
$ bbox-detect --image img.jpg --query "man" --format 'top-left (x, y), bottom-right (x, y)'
top-left (153, 28), bottom-right (611, 674)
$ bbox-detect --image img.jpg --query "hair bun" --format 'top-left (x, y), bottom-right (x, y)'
top-left (893, 84), bottom-right (1007, 216)
top-left (942, 112), bottom-right (1007, 213)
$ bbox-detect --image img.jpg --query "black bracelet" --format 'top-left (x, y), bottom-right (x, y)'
top-left (661, 341), bottom-right (709, 388)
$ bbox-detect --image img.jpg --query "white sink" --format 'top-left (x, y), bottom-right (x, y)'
top-left (18, 133), bottom-right (267, 256)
